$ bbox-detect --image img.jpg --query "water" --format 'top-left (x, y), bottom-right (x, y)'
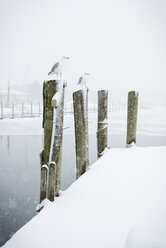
top-left (0, 133), bottom-right (166, 246)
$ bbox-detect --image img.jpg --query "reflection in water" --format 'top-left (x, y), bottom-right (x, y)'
top-left (0, 135), bottom-right (42, 246)
top-left (0, 134), bottom-right (166, 246)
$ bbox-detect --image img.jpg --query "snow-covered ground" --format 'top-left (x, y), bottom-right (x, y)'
top-left (1, 107), bottom-right (166, 247)
top-left (0, 107), bottom-right (166, 136)
top-left (2, 146), bottom-right (166, 248)
top-left (0, 118), bottom-right (42, 135)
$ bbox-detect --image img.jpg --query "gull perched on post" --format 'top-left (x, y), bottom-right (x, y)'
top-left (77, 73), bottom-right (90, 87)
top-left (48, 56), bottom-right (70, 79)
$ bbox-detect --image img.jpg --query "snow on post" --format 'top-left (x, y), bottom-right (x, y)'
top-left (48, 162), bottom-right (56, 202)
top-left (126, 91), bottom-right (139, 146)
top-left (53, 82), bottom-right (65, 196)
top-left (43, 80), bottom-right (59, 165)
top-left (51, 91), bottom-right (62, 108)
top-left (49, 86), bottom-right (63, 165)
top-left (73, 87), bottom-right (89, 179)
top-left (97, 90), bottom-right (108, 158)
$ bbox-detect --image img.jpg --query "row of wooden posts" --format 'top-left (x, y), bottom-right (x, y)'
top-left (39, 80), bottom-right (138, 208)
top-left (0, 102), bottom-right (41, 119)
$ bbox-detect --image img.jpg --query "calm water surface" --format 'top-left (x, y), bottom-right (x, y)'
top-left (0, 134), bottom-right (166, 246)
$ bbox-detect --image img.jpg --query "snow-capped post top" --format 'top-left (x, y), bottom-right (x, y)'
top-left (42, 164), bottom-right (49, 170)
top-left (126, 90), bottom-right (139, 146)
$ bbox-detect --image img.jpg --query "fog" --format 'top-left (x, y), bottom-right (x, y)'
top-left (0, 0), bottom-right (166, 104)
top-left (0, 1), bottom-right (166, 245)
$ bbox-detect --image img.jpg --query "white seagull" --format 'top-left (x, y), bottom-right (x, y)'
top-left (48, 56), bottom-right (70, 78)
top-left (77, 73), bottom-right (90, 87)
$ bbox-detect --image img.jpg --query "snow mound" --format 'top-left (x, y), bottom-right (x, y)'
top-left (125, 227), bottom-right (166, 248)
top-left (2, 146), bottom-right (166, 248)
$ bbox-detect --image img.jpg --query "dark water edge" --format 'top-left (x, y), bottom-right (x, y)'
top-left (0, 134), bottom-right (166, 246)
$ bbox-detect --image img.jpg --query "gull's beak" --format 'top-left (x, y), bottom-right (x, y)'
top-left (66, 57), bottom-right (70, 59)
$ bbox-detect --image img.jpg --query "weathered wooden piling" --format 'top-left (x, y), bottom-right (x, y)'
top-left (40, 165), bottom-right (48, 203)
top-left (43, 80), bottom-right (58, 164)
top-left (42, 80), bottom-right (65, 197)
top-left (48, 162), bottom-right (56, 202)
top-left (97, 90), bottom-right (108, 158)
top-left (73, 88), bottom-right (89, 179)
top-left (126, 91), bottom-right (139, 146)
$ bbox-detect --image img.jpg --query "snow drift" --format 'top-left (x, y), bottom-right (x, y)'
top-left (2, 146), bottom-right (166, 248)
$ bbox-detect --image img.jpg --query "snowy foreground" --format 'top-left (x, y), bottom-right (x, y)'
top-left (2, 146), bottom-right (166, 248)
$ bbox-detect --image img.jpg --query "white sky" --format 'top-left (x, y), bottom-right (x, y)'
top-left (0, 0), bottom-right (166, 103)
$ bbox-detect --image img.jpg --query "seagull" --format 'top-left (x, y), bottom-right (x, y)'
top-left (48, 56), bottom-right (70, 78)
top-left (77, 73), bottom-right (90, 87)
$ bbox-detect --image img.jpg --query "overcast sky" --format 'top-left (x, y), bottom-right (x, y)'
top-left (0, 0), bottom-right (166, 103)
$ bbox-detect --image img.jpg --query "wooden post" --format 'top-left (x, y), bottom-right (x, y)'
top-left (73, 88), bottom-right (89, 179)
top-left (1, 102), bottom-right (3, 119)
top-left (48, 162), bottom-right (56, 202)
top-left (12, 102), bottom-right (14, 118)
top-left (43, 80), bottom-right (66, 197)
top-left (43, 80), bottom-right (57, 164)
top-left (126, 91), bottom-right (139, 146)
top-left (40, 165), bottom-right (48, 203)
top-left (97, 90), bottom-right (108, 158)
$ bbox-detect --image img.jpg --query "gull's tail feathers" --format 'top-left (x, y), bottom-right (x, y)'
top-left (48, 71), bottom-right (53, 75)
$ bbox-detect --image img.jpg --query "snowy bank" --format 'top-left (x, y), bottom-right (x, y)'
top-left (2, 146), bottom-right (166, 248)
top-left (0, 108), bottom-right (166, 136)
